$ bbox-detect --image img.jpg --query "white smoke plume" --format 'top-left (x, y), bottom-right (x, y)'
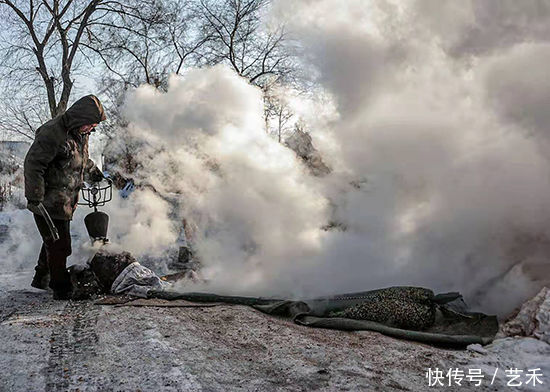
top-left (89, 66), bottom-right (326, 295)
top-left (95, 0), bottom-right (550, 315)
top-left (268, 0), bottom-right (550, 313)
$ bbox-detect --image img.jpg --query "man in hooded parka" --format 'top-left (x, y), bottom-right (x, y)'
top-left (24, 95), bottom-right (107, 299)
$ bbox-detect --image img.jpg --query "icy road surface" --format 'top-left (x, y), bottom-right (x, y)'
top-left (1, 272), bottom-right (548, 392)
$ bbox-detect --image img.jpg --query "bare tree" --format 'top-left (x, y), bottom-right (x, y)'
top-left (0, 0), bottom-right (168, 138)
top-left (0, 0), bottom-right (104, 119)
top-left (197, 0), bottom-right (303, 145)
top-left (197, 0), bottom-right (295, 89)
top-left (84, 0), bottom-right (174, 90)
top-left (169, 3), bottom-right (213, 76)
top-left (82, 0), bottom-right (212, 137)
top-left (0, 95), bottom-right (50, 139)
top-left (263, 87), bottom-right (293, 143)
top-left (93, 0), bottom-right (212, 88)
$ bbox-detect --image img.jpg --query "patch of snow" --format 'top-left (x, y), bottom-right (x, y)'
top-left (500, 287), bottom-right (550, 344)
top-left (465, 337), bottom-right (549, 391)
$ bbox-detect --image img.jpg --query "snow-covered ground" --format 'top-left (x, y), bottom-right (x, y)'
top-left (1, 271), bottom-right (549, 392)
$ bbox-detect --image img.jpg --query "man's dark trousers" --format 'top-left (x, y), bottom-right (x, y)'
top-left (33, 214), bottom-right (72, 292)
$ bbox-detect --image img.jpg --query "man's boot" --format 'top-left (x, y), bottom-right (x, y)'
top-left (49, 258), bottom-right (73, 300)
top-left (31, 244), bottom-right (50, 290)
top-left (52, 289), bottom-right (72, 300)
top-left (31, 271), bottom-right (50, 290)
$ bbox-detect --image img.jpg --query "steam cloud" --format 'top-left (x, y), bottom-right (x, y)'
top-left (113, 66), bottom-right (329, 296)
top-left (100, 0), bottom-right (550, 313)
top-left (270, 0), bottom-right (550, 313)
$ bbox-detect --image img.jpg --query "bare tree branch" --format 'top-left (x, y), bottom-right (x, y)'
top-left (197, 0), bottom-right (295, 89)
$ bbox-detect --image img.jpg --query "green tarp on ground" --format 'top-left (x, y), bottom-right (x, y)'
top-left (147, 286), bottom-right (498, 347)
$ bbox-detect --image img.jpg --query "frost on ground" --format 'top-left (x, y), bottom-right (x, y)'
top-left (499, 287), bottom-right (550, 344)
top-left (464, 338), bottom-right (549, 392)
top-left (1, 272), bottom-right (549, 392)
top-left (457, 287), bottom-right (550, 391)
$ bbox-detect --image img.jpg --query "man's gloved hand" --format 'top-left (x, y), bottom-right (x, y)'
top-left (89, 169), bottom-right (104, 183)
top-left (27, 199), bottom-right (41, 212)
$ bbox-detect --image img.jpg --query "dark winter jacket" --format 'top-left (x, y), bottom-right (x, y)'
top-left (24, 95), bottom-right (107, 220)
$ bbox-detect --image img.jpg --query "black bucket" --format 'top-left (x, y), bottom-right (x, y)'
top-left (84, 211), bottom-right (109, 240)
